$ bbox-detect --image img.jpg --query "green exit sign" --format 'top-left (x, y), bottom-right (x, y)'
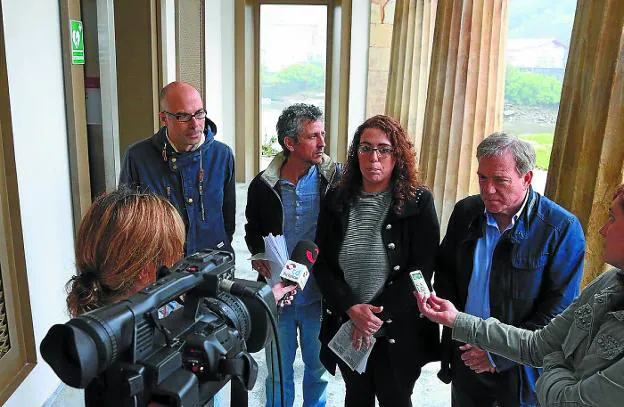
top-left (70, 20), bottom-right (84, 65)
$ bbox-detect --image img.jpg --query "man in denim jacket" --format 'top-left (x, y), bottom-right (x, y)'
top-left (119, 81), bottom-right (234, 407)
top-left (119, 81), bottom-right (235, 255)
top-left (435, 133), bottom-right (585, 407)
top-left (419, 184), bottom-right (624, 407)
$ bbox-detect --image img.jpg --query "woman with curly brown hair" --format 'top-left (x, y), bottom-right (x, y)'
top-left (314, 115), bottom-right (441, 406)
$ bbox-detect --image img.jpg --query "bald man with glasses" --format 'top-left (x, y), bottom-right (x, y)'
top-left (120, 81), bottom-right (235, 256)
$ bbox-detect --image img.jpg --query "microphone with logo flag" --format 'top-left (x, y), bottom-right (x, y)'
top-left (279, 240), bottom-right (319, 290)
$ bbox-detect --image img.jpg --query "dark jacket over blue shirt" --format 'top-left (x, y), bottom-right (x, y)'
top-left (435, 187), bottom-right (585, 406)
top-left (244, 152), bottom-right (341, 257)
top-left (244, 152), bottom-right (342, 305)
top-left (119, 120), bottom-right (235, 255)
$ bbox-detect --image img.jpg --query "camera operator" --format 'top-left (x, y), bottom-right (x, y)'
top-left (66, 187), bottom-right (296, 318)
top-left (61, 187), bottom-right (296, 406)
top-left (66, 187), bottom-right (186, 316)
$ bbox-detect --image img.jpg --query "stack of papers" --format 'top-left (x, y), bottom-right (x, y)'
top-left (328, 320), bottom-right (376, 374)
top-left (249, 233), bottom-right (288, 286)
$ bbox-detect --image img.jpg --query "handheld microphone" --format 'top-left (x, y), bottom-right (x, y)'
top-left (279, 240), bottom-right (319, 290)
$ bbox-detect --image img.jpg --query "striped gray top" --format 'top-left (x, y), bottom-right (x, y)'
top-left (339, 189), bottom-right (392, 304)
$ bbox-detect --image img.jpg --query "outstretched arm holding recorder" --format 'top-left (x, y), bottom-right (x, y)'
top-left (415, 184), bottom-right (624, 407)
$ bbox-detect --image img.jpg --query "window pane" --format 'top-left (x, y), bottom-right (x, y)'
top-left (504, 0), bottom-right (577, 193)
top-left (259, 4), bottom-right (327, 170)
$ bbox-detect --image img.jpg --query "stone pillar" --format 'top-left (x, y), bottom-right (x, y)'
top-left (366, 0), bottom-right (395, 117)
top-left (420, 0), bottom-right (507, 229)
top-left (385, 0), bottom-right (437, 160)
top-left (176, 0), bottom-right (206, 101)
top-left (325, 0), bottom-right (352, 164)
top-left (115, 0), bottom-right (160, 157)
top-left (545, 0), bottom-right (624, 287)
top-left (234, 0), bottom-right (260, 182)
top-left (59, 0), bottom-right (92, 225)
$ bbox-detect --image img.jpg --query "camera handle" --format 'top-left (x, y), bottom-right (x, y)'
top-left (220, 352), bottom-right (258, 391)
top-left (85, 362), bottom-right (149, 407)
top-left (230, 379), bottom-right (249, 407)
top-left (217, 278), bottom-right (286, 406)
top-left (252, 293), bottom-right (285, 407)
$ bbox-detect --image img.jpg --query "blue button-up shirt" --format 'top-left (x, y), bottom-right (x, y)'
top-left (465, 193), bottom-right (528, 366)
top-left (279, 165), bottom-right (321, 305)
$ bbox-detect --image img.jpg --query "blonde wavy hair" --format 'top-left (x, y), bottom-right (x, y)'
top-left (66, 187), bottom-right (185, 316)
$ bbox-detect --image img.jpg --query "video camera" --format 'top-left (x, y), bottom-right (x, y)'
top-left (41, 250), bottom-right (277, 407)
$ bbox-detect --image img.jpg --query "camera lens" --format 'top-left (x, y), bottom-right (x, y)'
top-left (41, 324), bottom-right (99, 388)
top-left (41, 302), bottom-right (135, 388)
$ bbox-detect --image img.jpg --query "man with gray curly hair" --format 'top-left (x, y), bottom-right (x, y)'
top-left (245, 103), bottom-right (341, 407)
top-left (434, 132), bottom-right (586, 407)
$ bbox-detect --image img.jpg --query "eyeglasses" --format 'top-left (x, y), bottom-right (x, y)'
top-left (357, 144), bottom-right (394, 159)
top-left (162, 109), bottom-right (207, 122)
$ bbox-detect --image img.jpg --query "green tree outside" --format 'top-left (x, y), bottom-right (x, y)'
top-left (505, 67), bottom-right (563, 106)
top-left (261, 59), bottom-right (325, 100)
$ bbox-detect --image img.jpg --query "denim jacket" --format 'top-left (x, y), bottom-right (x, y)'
top-left (436, 187), bottom-right (586, 405)
top-left (453, 268), bottom-right (624, 407)
top-left (119, 122), bottom-right (235, 255)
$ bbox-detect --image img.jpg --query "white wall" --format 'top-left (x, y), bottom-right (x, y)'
top-left (220, 1), bottom-right (235, 151)
top-left (161, 0), bottom-right (177, 85)
top-left (205, 0), bottom-right (235, 150)
top-left (2, 1), bottom-right (77, 405)
top-left (347, 0), bottom-right (370, 144)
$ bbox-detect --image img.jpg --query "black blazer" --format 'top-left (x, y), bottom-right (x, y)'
top-left (314, 186), bottom-right (442, 376)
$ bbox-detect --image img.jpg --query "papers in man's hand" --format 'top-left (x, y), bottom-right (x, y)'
top-left (250, 234), bottom-right (288, 286)
top-left (328, 320), bottom-right (375, 374)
